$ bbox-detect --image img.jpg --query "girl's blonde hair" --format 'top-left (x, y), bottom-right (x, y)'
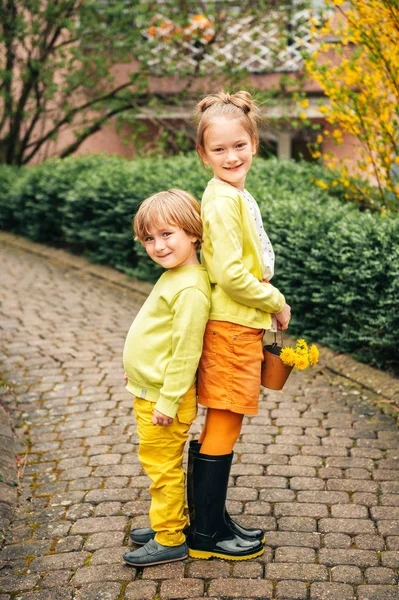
top-left (194, 90), bottom-right (263, 154)
top-left (134, 189), bottom-right (203, 248)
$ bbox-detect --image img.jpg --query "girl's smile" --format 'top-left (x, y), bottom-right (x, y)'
top-left (198, 117), bottom-right (256, 191)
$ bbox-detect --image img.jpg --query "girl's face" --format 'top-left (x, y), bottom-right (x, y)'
top-left (198, 116), bottom-right (256, 191)
top-left (143, 223), bottom-right (199, 269)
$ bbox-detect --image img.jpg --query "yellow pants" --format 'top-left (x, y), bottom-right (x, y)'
top-left (133, 386), bottom-right (197, 547)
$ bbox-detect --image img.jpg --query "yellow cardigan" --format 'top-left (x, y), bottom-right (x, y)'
top-left (200, 180), bottom-right (285, 330)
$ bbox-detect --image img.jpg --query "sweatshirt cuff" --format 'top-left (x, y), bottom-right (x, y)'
top-left (154, 396), bottom-right (181, 419)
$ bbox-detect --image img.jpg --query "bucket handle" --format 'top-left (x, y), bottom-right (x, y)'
top-left (271, 330), bottom-right (284, 348)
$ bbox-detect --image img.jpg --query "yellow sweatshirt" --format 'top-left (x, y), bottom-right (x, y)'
top-left (201, 180), bottom-right (285, 330)
top-left (123, 264), bottom-right (211, 418)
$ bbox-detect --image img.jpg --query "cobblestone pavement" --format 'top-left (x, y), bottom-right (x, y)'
top-left (1, 241), bottom-right (399, 600)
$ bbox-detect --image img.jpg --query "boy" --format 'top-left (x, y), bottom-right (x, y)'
top-left (122, 189), bottom-right (210, 567)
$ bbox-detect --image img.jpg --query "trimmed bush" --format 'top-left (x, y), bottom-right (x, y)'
top-left (0, 164), bottom-right (22, 230)
top-left (0, 153), bottom-right (397, 373)
top-left (6, 155), bottom-right (111, 244)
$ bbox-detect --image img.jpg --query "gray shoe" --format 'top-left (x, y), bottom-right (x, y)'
top-left (129, 526), bottom-right (155, 545)
top-left (123, 538), bottom-right (188, 567)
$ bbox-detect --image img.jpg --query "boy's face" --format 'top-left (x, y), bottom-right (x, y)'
top-left (142, 223), bottom-right (199, 269)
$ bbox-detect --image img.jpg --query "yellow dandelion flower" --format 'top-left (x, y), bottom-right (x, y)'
top-left (280, 347), bottom-right (296, 367)
top-left (295, 354), bottom-right (310, 370)
top-left (309, 345), bottom-right (319, 366)
top-left (296, 339), bottom-right (308, 355)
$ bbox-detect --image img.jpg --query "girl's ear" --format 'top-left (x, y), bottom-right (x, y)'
top-left (251, 139), bottom-right (257, 156)
top-left (197, 145), bottom-right (209, 165)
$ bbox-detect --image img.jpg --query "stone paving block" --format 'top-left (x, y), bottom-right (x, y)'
top-left (160, 578), bottom-right (204, 599)
top-left (319, 548), bottom-right (379, 567)
top-left (290, 456), bottom-right (323, 467)
top-left (28, 552), bottom-right (91, 572)
top-left (72, 583), bottom-right (122, 600)
top-left (0, 574), bottom-right (40, 592)
top-left (297, 491), bottom-right (349, 504)
top-left (236, 476), bottom-right (288, 488)
top-left (33, 521), bottom-right (72, 539)
top-left (331, 565), bottom-right (363, 584)
top-left (386, 537), bottom-right (399, 550)
top-left (289, 477), bottom-right (325, 491)
top-left (274, 503), bottom-right (328, 518)
top-left (266, 563), bottom-right (328, 581)
top-left (380, 494), bottom-right (399, 506)
top-left (90, 547), bottom-right (126, 565)
top-left (310, 582), bottom-right (354, 599)
top-left (319, 518), bottom-right (375, 535)
top-left (244, 501), bottom-right (271, 515)
top-left (355, 534), bottom-right (385, 551)
top-left (187, 560), bottom-right (231, 579)
top-left (10, 591), bottom-right (73, 600)
top-left (266, 531), bottom-right (321, 548)
top-left (322, 533), bottom-right (351, 548)
top-left (267, 465), bottom-right (317, 477)
top-left (55, 536), bottom-right (84, 553)
top-left (381, 551), bottom-right (399, 568)
top-left (357, 585), bottom-right (399, 599)
top-left (227, 487), bottom-right (258, 501)
top-left (41, 571), bottom-right (72, 589)
top-left (318, 467), bottom-right (343, 479)
top-left (365, 567), bottom-right (397, 584)
top-left (276, 580), bottom-right (308, 599)
top-left (275, 546), bottom-right (316, 563)
top-left (232, 561), bottom-right (263, 578)
top-left (72, 564), bottom-right (132, 585)
top-left (84, 531), bottom-right (125, 551)
top-left (330, 505), bottom-right (369, 519)
top-left (208, 578), bottom-right (272, 598)
top-left (327, 479), bottom-right (378, 493)
top-left (377, 520), bottom-right (399, 536)
top-left (70, 516), bottom-right (127, 534)
top-left (125, 581), bottom-right (157, 600)
top-left (0, 540), bottom-right (51, 560)
top-left (141, 563), bottom-right (185, 579)
top-left (259, 489), bottom-right (296, 502)
top-left (352, 493), bottom-right (378, 507)
top-left (371, 506), bottom-right (399, 520)
top-left (278, 517), bottom-right (317, 532)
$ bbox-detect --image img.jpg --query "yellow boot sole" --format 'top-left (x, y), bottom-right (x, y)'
top-left (188, 546), bottom-right (264, 561)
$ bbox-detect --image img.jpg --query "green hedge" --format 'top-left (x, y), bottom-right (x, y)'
top-left (0, 154), bottom-right (397, 373)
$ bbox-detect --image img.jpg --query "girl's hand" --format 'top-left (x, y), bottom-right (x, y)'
top-left (123, 372), bottom-right (128, 382)
top-left (152, 409), bottom-right (173, 427)
top-left (274, 303), bottom-right (291, 330)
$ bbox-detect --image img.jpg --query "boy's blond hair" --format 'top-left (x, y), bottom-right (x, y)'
top-left (134, 189), bottom-right (203, 248)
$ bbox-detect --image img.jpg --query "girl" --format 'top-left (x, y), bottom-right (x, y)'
top-left (187, 91), bottom-right (291, 561)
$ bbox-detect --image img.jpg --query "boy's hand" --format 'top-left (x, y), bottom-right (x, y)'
top-left (274, 303), bottom-right (291, 331)
top-left (123, 372), bottom-right (128, 382)
top-left (152, 409), bottom-right (173, 427)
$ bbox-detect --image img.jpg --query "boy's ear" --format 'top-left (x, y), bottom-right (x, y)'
top-left (197, 145), bottom-right (209, 165)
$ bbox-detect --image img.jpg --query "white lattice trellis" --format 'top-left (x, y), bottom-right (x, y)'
top-left (142, 8), bottom-right (322, 74)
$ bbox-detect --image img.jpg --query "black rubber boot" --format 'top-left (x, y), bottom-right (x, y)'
top-left (187, 449), bottom-right (264, 560)
top-left (189, 441), bottom-right (265, 543)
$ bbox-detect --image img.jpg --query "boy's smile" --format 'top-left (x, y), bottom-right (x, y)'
top-left (143, 224), bottom-right (199, 269)
top-left (198, 117), bottom-right (256, 191)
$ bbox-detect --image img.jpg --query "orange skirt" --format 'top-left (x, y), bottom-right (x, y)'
top-left (197, 320), bottom-right (264, 415)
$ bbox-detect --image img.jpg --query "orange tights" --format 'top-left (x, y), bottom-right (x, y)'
top-left (198, 408), bottom-right (244, 455)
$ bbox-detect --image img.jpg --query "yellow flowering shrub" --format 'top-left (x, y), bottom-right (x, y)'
top-left (304, 0), bottom-right (399, 210)
top-left (280, 339), bottom-right (319, 370)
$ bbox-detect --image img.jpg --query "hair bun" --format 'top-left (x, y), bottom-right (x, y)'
top-left (229, 91), bottom-right (253, 114)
